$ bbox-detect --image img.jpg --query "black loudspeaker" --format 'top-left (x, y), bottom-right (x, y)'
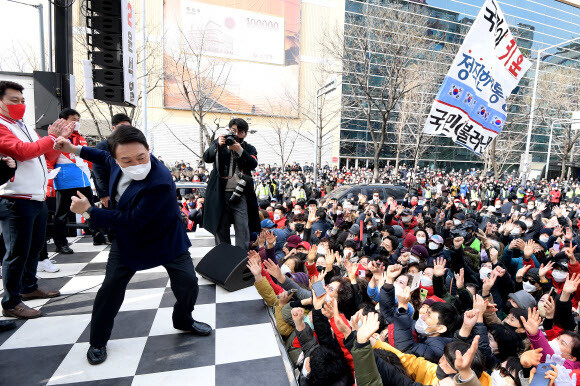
top-left (86, 0), bottom-right (129, 106)
top-left (195, 243), bottom-right (254, 292)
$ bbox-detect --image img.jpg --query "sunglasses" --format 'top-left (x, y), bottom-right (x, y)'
top-left (499, 366), bottom-right (515, 381)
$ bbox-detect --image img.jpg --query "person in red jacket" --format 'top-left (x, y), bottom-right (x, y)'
top-left (0, 80), bottom-right (73, 319)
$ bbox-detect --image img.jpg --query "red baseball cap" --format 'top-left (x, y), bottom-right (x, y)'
top-left (297, 241), bottom-right (311, 251)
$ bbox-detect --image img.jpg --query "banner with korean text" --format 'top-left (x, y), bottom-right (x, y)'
top-left (423, 0), bottom-right (531, 155)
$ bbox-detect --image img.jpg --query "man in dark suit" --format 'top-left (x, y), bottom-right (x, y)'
top-left (202, 118), bottom-right (260, 250)
top-left (54, 126), bottom-right (210, 365)
top-left (92, 113), bottom-right (132, 209)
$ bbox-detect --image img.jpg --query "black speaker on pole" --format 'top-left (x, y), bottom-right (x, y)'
top-left (85, 0), bottom-right (133, 106)
top-left (195, 243), bottom-right (254, 292)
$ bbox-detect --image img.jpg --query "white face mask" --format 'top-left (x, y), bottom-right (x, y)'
top-left (490, 370), bottom-right (511, 386)
top-left (453, 219), bottom-right (462, 226)
top-left (336, 210), bottom-right (342, 215)
top-left (409, 255), bottom-right (420, 264)
top-left (402, 216), bottom-right (412, 223)
top-left (523, 280), bottom-right (537, 293)
top-left (510, 228), bottom-right (521, 236)
top-left (495, 204), bottom-right (501, 209)
top-left (549, 339), bottom-right (562, 355)
top-left (120, 159), bottom-right (151, 181)
top-left (427, 231), bottom-right (433, 238)
top-left (480, 266), bottom-right (492, 281)
top-left (420, 276), bottom-right (432, 287)
top-left (274, 214), bottom-right (281, 221)
top-left (414, 316), bottom-right (429, 335)
top-left (552, 270), bottom-right (568, 283)
top-left (317, 245), bottom-right (327, 255)
top-left (428, 242), bottom-right (439, 251)
top-left (528, 205), bottom-right (535, 210)
top-left (73, 121), bottom-right (80, 132)
top-left (540, 235), bottom-right (550, 243)
top-left (524, 220), bottom-right (533, 228)
top-left (280, 264), bottom-right (292, 275)
top-left (416, 237), bottom-right (426, 245)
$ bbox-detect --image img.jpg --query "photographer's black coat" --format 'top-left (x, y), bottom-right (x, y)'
top-left (202, 139), bottom-right (260, 235)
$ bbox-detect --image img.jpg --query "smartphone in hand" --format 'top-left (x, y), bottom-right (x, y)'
top-left (312, 281), bottom-right (326, 297)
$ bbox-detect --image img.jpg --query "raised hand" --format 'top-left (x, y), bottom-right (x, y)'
top-left (278, 291), bottom-right (293, 307)
top-left (385, 264), bottom-right (403, 284)
top-left (453, 237), bottom-right (464, 250)
top-left (307, 245), bottom-right (317, 263)
top-left (48, 118), bottom-right (75, 138)
top-left (263, 259), bottom-right (284, 282)
top-left (516, 265), bottom-right (531, 282)
top-left (350, 309), bottom-right (363, 331)
top-left (482, 271), bottom-right (497, 295)
top-left (520, 307), bottom-right (541, 336)
top-left (489, 248), bottom-right (499, 264)
top-left (256, 230), bottom-right (266, 247)
top-left (462, 309), bottom-right (479, 329)
top-left (325, 249), bottom-right (336, 268)
top-left (433, 257), bottom-right (447, 277)
top-left (544, 296), bottom-right (556, 320)
top-left (454, 335), bottom-right (480, 380)
top-left (356, 312), bottom-right (381, 344)
top-left (562, 273), bottom-right (580, 296)
top-left (455, 268), bottom-right (465, 289)
top-left (523, 240), bottom-right (535, 258)
top-left (396, 286), bottom-right (411, 308)
top-left (493, 266), bottom-right (506, 278)
top-left (520, 348), bottom-right (543, 368)
top-left (564, 242), bottom-right (578, 264)
top-left (265, 231), bottom-right (277, 248)
top-left (53, 136), bottom-right (76, 153)
top-left (246, 255), bottom-right (263, 279)
top-left (291, 307), bottom-right (305, 326)
top-left (538, 261), bottom-right (555, 280)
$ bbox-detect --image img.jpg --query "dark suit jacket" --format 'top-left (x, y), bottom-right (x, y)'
top-left (92, 140), bottom-right (110, 198)
top-left (79, 146), bottom-right (191, 271)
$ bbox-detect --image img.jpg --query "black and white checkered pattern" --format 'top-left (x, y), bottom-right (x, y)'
top-left (0, 230), bottom-right (292, 385)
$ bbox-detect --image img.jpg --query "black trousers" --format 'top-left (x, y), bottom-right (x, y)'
top-left (53, 186), bottom-right (106, 247)
top-left (0, 199), bottom-right (47, 309)
top-left (90, 243), bottom-right (199, 347)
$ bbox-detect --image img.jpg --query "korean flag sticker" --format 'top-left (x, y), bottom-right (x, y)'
top-left (448, 84), bottom-right (463, 99)
top-left (478, 105), bottom-right (489, 121)
top-left (463, 92), bottom-right (476, 110)
top-left (492, 116), bottom-right (504, 131)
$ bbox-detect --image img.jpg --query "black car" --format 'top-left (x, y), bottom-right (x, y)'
top-left (320, 184), bottom-right (407, 205)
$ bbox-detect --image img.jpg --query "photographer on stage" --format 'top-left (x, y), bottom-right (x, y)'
top-left (202, 118), bottom-right (260, 251)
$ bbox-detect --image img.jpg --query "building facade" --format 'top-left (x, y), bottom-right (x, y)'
top-left (339, 0), bottom-right (580, 170)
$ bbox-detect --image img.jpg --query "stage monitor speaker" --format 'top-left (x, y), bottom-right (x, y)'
top-left (195, 243), bottom-right (254, 292)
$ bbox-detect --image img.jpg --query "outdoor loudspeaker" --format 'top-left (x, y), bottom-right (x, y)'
top-left (195, 243), bottom-right (254, 292)
top-left (94, 86), bottom-right (124, 103)
top-left (93, 69), bottom-right (123, 85)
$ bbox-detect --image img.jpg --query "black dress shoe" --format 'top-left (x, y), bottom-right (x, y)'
top-left (189, 320), bottom-right (212, 336)
top-left (87, 346), bottom-right (107, 365)
top-left (56, 245), bottom-right (74, 254)
top-left (0, 320), bottom-right (16, 332)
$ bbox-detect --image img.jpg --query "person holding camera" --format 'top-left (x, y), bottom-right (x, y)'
top-left (202, 118), bottom-right (260, 251)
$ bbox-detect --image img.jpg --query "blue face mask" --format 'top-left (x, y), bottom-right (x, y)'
top-left (188, 203), bottom-right (195, 208)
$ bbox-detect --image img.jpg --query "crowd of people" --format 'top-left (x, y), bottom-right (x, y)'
top-left (187, 166), bottom-right (580, 385)
top-left (4, 76), bottom-right (580, 381)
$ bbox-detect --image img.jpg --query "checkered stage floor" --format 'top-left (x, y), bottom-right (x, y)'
top-left (0, 229), bottom-right (293, 385)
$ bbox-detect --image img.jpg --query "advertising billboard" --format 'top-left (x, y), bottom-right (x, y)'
top-left (163, 0), bottom-right (301, 117)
